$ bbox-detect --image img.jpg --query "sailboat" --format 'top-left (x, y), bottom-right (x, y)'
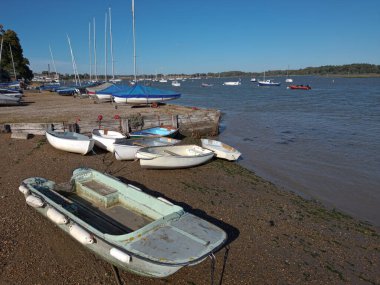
top-left (285, 65), bottom-right (293, 83)
top-left (257, 71), bottom-right (281, 86)
top-left (110, 0), bottom-right (181, 105)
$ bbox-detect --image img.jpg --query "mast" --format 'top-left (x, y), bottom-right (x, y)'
top-left (93, 17), bottom-right (98, 81)
top-left (104, 11), bottom-right (107, 81)
top-left (9, 44), bottom-right (16, 80)
top-left (132, 0), bottom-right (137, 83)
top-left (89, 22), bottom-right (92, 81)
top-left (0, 37), bottom-right (3, 67)
top-left (109, 7), bottom-right (115, 80)
top-left (67, 34), bottom-right (81, 86)
top-left (49, 44), bottom-right (58, 80)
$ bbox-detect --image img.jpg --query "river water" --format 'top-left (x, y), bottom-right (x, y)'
top-left (158, 76), bottom-right (380, 226)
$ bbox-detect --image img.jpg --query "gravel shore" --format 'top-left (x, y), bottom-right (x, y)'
top-left (0, 133), bottom-right (379, 285)
top-left (0, 91), bottom-right (379, 284)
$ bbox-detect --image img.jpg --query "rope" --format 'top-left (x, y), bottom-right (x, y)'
top-left (111, 265), bottom-right (123, 285)
top-left (209, 253), bottom-right (216, 285)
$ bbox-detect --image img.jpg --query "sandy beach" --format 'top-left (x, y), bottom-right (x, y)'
top-left (0, 92), bottom-right (379, 285)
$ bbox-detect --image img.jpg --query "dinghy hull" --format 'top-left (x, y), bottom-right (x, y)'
top-left (19, 168), bottom-right (227, 278)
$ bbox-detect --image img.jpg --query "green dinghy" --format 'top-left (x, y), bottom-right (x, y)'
top-left (19, 168), bottom-right (227, 278)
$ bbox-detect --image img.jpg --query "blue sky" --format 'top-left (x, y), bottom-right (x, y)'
top-left (1, 0), bottom-right (379, 75)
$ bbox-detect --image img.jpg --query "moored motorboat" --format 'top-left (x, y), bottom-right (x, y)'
top-left (92, 129), bottom-right (126, 152)
top-left (129, 126), bottom-right (178, 138)
top-left (136, 145), bottom-right (214, 169)
top-left (223, 80), bottom-right (241, 86)
top-left (19, 167), bottom-right (227, 278)
top-left (288, 85), bottom-right (311, 90)
top-left (114, 137), bottom-right (181, 160)
top-left (201, 139), bottom-right (241, 161)
top-left (201, 83), bottom-right (213, 87)
top-left (257, 79), bottom-right (281, 86)
top-left (45, 130), bottom-right (95, 155)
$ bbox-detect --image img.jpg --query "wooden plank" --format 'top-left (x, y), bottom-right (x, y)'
top-left (11, 132), bottom-right (31, 140)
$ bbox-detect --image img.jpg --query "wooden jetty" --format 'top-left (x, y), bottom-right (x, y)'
top-left (0, 90), bottom-right (220, 138)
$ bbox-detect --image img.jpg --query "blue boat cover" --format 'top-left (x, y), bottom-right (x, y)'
top-left (95, 84), bottom-right (129, 94)
top-left (107, 85), bottom-right (181, 99)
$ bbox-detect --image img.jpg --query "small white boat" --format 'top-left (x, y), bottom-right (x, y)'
top-left (92, 129), bottom-right (126, 152)
top-left (159, 79), bottom-right (168, 83)
top-left (250, 78), bottom-right (257, 82)
top-left (114, 137), bottom-right (181, 160)
top-left (285, 78), bottom-right (293, 83)
top-left (223, 80), bottom-right (241, 86)
top-left (201, 139), bottom-right (241, 161)
top-left (45, 130), bottom-right (95, 155)
top-left (136, 145), bottom-right (214, 169)
top-left (171, 80), bottom-right (180, 87)
top-left (0, 94), bottom-right (21, 106)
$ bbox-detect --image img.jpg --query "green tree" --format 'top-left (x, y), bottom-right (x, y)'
top-left (0, 24), bottom-right (33, 81)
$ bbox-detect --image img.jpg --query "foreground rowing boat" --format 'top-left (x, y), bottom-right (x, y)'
top-left (19, 168), bottom-right (227, 278)
top-left (45, 130), bottom-right (95, 155)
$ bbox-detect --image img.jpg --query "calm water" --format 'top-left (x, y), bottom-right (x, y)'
top-left (152, 76), bottom-right (380, 226)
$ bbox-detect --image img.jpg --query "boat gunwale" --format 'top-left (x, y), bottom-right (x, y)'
top-left (46, 130), bottom-right (93, 142)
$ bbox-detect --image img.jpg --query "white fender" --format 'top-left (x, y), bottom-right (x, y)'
top-left (110, 248), bottom-right (131, 263)
top-left (69, 224), bottom-right (94, 244)
top-left (19, 185), bottom-right (30, 195)
top-left (26, 195), bottom-right (44, 208)
top-left (47, 208), bottom-right (68, 225)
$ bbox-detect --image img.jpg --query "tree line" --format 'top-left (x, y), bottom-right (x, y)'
top-left (0, 24), bottom-right (33, 81)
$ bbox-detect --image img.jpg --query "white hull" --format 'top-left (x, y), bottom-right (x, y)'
top-left (114, 137), bottom-right (181, 160)
top-left (113, 96), bottom-right (178, 105)
top-left (95, 93), bottom-right (112, 101)
top-left (201, 139), bottom-right (241, 161)
top-left (92, 129), bottom-right (126, 152)
top-left (46, 130), bottom-right (94, 155)
top-left (136, 145), bottom-right (214, 169)
top-left (223, 81), bottom-right (241, 86)
top-left (285, 78), bottom-right (293, 83)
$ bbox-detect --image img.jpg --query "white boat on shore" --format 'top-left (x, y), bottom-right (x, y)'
top-left (92, 129), bottom-right (126, 152)
top-left (114, 137), bottom-right (181, 160)
top-left (136, 145), bottom-right (214, 169)
top-left (201, 139), bottom-right (241, 161)
top-left (45, 130), bottom-right (95, 155)
top-left (0, 94), bottom-right (21, 106)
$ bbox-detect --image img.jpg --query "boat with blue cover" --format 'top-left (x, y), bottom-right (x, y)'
top-left (110, 85), bottom-right (181, 105)
top-left (19, 167), bottom-right (227, 278)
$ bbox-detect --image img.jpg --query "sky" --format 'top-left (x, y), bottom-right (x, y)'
top-left (1, 0), bottom-right (379, 75)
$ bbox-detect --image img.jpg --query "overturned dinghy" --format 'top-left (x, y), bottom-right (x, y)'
top-left (201, 139), bottom-right (241, 161)
top-left (136, 145), bottom-right (214, 169)
top-left (46, 130), bottom-right (95, 155)
top-left (19, 168), bottom-right (227, 278)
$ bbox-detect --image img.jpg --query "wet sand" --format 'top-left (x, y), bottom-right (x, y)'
top-left (0, 134), bottom-right (379, 285)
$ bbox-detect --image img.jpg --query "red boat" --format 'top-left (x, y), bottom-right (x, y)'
top-left (289, 85), bottom-right (311, 90)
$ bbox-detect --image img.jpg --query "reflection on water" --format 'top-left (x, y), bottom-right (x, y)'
top-left (154, 76), bottom-right (380, 226)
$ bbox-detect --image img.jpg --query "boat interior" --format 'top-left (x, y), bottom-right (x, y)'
top-left (40, 180), bottom-right (155, 236)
